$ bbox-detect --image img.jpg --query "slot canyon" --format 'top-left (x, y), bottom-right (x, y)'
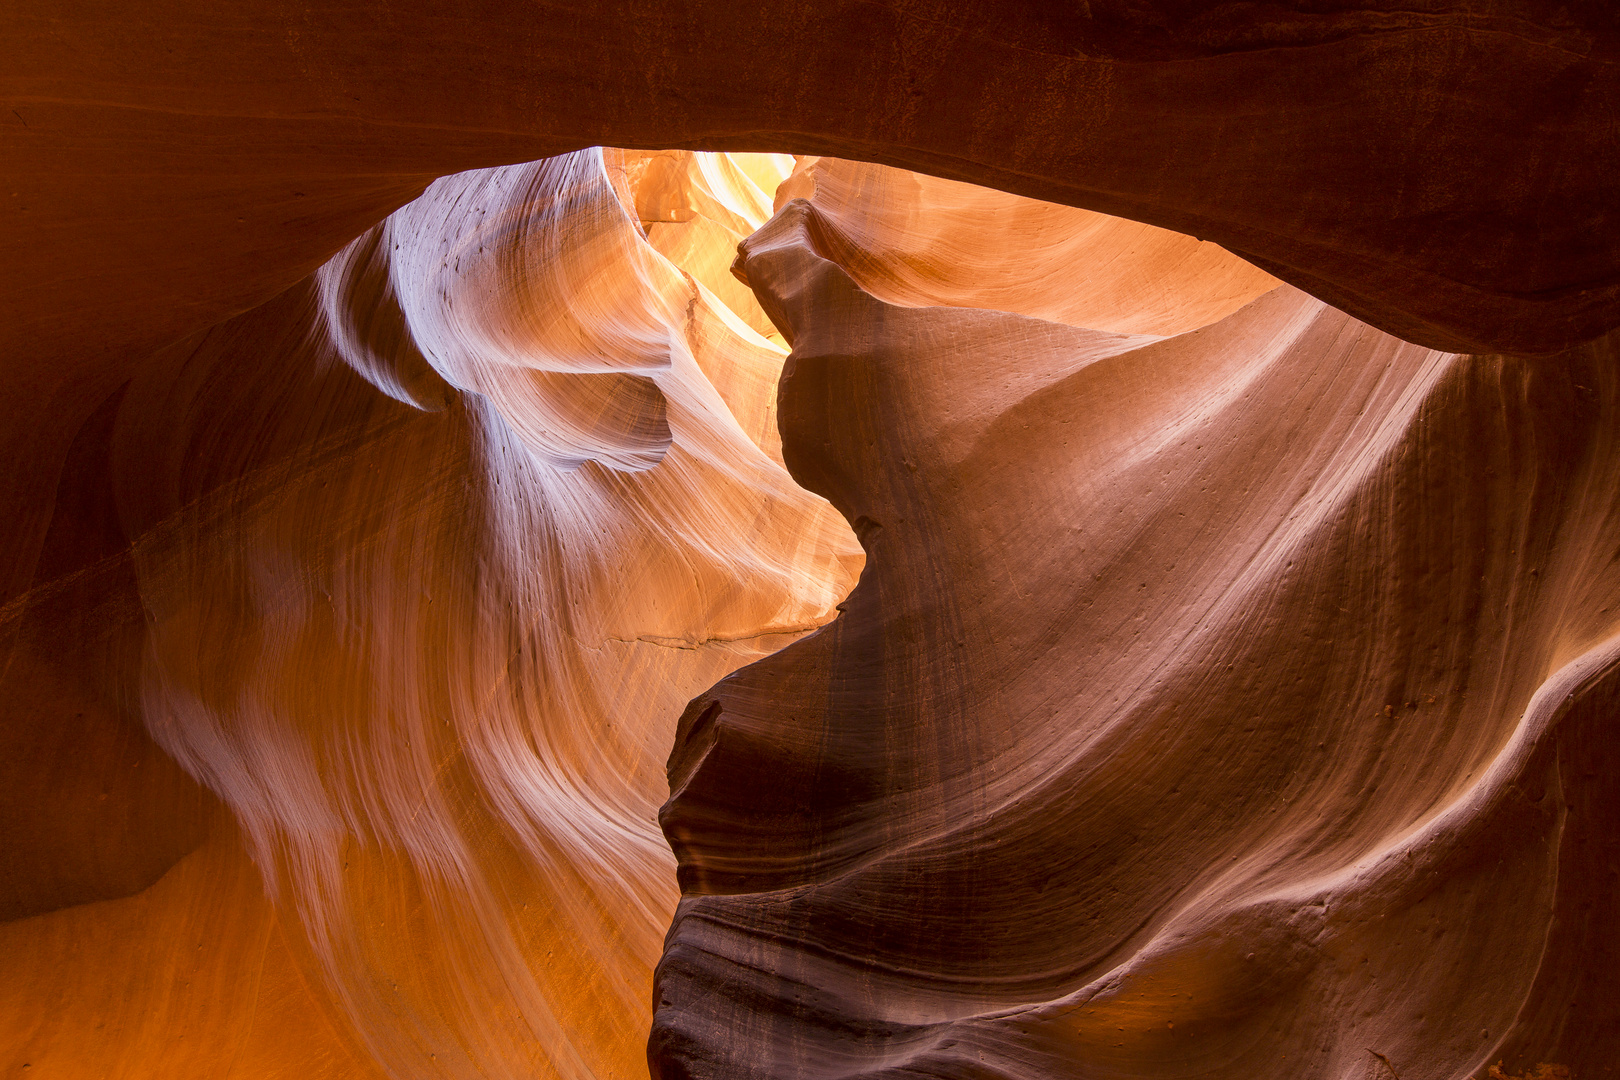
top-left (3, 4), bottom-right (1618, 1079)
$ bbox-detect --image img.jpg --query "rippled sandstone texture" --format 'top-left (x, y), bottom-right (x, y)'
top-left (6, 2), bottom-right (1620, 662)
top-left (5, 4), bottom-right (1620, 1078)
top-left (655, 163), bottom-right (1620, 1078)
top-left (1, 149), bottom-right (860, 1079)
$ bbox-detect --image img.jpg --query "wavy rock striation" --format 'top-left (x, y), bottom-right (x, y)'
top-left (8, 0), bottom-right (1619, 388)
top-left (6, 3), bottom-right (1619, 633)
top-left (6, 36), bottom-right (1617, 1055)
top-left (654, 171), bottom-right (1620, 1077)
top-left (770, 157), bottom-right (1280, 337)
top-left (1, 149), bottom-right (859, 1080)
top-left (2, 120), bottom-right (1615, 1076)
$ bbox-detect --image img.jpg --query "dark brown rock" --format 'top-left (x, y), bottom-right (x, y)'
top-left (654, 196), bottom-right (1620, 1079)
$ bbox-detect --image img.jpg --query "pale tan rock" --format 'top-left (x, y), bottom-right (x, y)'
top-left (0, 149), bottom-right (858, 1080)
top-left (655, 187), bottom-right (1620, 1080)
top-left (779, 156), bottom-right (1279, 336)
top-left (5, 138), bottom-right (1617, 1080)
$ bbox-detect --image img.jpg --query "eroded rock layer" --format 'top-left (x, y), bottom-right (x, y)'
top-left (5, 4), bottom-right (1618, 649)
top-left (3, 137), bottom-right (1615, 1079)
top-left (653, 172), bottom-right (1620, 1077)
top-left (7, 0), bottom-right (1619, 384)
top-left (1, 149), bottom-right (859, 1080)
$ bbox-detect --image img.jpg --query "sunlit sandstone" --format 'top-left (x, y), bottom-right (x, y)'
top-left (1, 150), bottom-right (859, 1080)
top-left (3, 144), bottom-right (1616, 1080)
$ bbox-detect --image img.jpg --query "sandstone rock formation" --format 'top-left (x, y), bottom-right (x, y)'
top-left (5, 5), bottom-right (1620, 1076)
top-left (1, 149), bottom-right (859, 1079)
top-left (7, 139), bottom-right (1617, 1080)
top-left (769, 157), bottom-right (1281, 336)
top-left (6, 4), bottom-right (1619, 622)
top-left (655, 167), bottom-right (1620, 1079)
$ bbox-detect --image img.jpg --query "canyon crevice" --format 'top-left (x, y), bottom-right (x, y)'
top-left (4, 6), bottom-right (1619, 1079)
top-left (657, 166), bottom-right (1619, 1078)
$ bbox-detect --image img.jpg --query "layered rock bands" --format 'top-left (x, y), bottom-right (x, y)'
top-left (2, 125), bottom-right (1617, 1080)
top-left (657, 161), bottom-right (1620, 1079)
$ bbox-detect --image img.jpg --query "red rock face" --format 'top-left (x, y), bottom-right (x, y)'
top-left (4, 6), bottom-right (1619, 1077)
top-left (1, 150), bottom-right (861, 1080)
top-left (6, 0), bottom-right (1618, 371)
top-left (5, 4), bottom-right (1619, 637)
top-left (654, 179), bottom-right (1620, 1077)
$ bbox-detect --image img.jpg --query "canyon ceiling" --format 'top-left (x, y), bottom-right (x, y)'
top-left (3, 3), bottom-right (1619, 1080)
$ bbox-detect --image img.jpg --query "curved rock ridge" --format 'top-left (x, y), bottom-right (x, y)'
top-left (6, 12), bottom-right (1618, 878)
top-left (0, 148), bottom-right (860, 1080)
top-left (3, 139), bottom-right (1615, 1080)
top-left (773, 157), bottom-right (1280, 337)
top-left (653, 197), bottom-right (1620, 1076)
top-left (6, 0), bottom-right (1619, 404)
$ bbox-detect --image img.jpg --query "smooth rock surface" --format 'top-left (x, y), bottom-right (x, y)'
top-left (1, 149), bottom-right (859, 1080)
top-left (6, 3), bottom-right (1619, 671)
top-left (5, 9), bottom-right (1618, 1065)
top-left (654, 182), bottom-right (1620, 1078)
